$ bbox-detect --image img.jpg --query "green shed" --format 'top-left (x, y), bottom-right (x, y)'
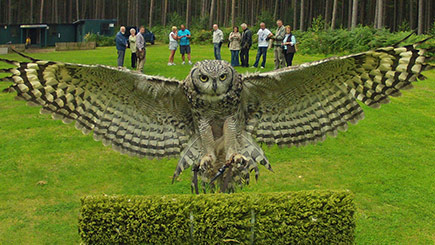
top-left (74, 19), bottom-right (117, 42)
top-left (0, 19), bottom-right (117, 47)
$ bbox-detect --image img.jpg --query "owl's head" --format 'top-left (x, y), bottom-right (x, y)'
top-left (188, 60), bottom-right (237, 97)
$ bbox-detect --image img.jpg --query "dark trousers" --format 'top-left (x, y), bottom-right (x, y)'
top-left (117, 50), bottom-right (125, 67)
top-left (253, 47), bottom-right (268, 68)
top-left (230, 50), bottom-right (240, 66)
top-left (214, 43), bottom-right (222, 60)
top-left (284, 52), bottom-right (295, 66)
top-left (131, 52), bottom-right (137, 68)
top-left (240, 47), bottom-right (250, 67)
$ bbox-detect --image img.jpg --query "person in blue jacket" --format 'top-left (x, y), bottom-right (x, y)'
top-left (115, 26), bottom-right (128, 68)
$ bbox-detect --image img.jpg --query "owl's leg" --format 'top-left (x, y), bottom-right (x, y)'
top-left (198, 119), bottom-right (217, 177)
top-left (223, 116), bottom-right (247, 165)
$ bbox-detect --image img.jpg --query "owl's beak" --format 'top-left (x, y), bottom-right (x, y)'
top-left (212, 80), bottom-right (217, 92)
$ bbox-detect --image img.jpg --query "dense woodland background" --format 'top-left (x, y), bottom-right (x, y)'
top-left (0, 0), bottom-right (434, 34)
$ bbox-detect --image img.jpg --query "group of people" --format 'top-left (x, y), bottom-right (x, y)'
top-left (115, 19), bottom-right (296, 72)
top-left (115, 26), bottom-right (146, 72)
top-left (214, 20), bottom-right (296, 69)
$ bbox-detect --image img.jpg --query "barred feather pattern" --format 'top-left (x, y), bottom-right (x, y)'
top-left (242, 43), bottom-right (432, 147)
top-left (0, 60), bottom-right (194, 159)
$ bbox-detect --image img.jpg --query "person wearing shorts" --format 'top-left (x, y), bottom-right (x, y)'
top-left (168, 26), bottom-right (178, 66)
top-left (177, 24), bottom-right (192, 65)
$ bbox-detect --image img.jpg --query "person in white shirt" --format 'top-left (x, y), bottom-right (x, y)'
top-left (212, 24), bottom-right (224, 60)
top-left (252, 22), bottom-right (273, 69)
top-left (168, 26), bottom-right (178, 66)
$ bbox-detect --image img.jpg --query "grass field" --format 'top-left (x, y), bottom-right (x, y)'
top-left (0, 44), bottom-right (434, 244)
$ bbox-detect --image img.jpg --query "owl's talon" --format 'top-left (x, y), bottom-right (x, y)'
top-left (199, 154), bottom-right (215, 172)
top-left (228, 153), bottom-right (247, 166)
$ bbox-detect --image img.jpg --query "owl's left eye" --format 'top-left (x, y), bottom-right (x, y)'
top-left (200, 75), bottom-right (209, 82)
top-left (219, 74), bottom-right (227, 81)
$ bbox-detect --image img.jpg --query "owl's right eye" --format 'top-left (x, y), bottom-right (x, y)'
top-left (199, 75), bottom-right (209, 82)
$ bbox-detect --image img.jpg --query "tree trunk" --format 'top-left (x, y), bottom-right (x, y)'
top-left (377, 0), bottom-right (383, 29)
top-left (351, 0), bottom-right (358, 28)
top-left (292, 0), bottom-right (297, 29)
top-left (102, 0), bottom-right (106, 19)
top-left (300, 0), bottom-right (305, 31)
top-left (231, 0), bottom-right (236, 27)
top-left (162, 0), bottom-right (168, 26)
top-left (39, 0), bottom-right (44, 23)
top-left (209, 0), bottom-right (216, 27)
top-left (8, 0), bottom-right (12, 24)
top-left (135, 0), bottom-right (139, 26)
top-left (273, 0), bottom-right (279, 20)
top-left (186, 0), bottom-right (191, 28)
top-left (324, 0), bottom-right (330, 29)
top-left (76, 0), bottom-right (79, 20)
top-left (55, 0), bottom-right (59, 23)
top-left (417, 0), bottom-right (423, 34)
top-left (30, 0), bottom-right (34, 23)
top-left (347, 0), bottom-right (352, 29)
top-left (149, 0), bottom-right (154, 29)
top-left (331, 0), bottom-right (338, 29)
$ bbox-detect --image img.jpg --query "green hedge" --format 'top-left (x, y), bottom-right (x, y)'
top-left (79, 191), bottom-right (355, 244)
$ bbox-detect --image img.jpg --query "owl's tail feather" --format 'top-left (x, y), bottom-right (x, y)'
top-left (241, 133), bottom-right (273, 172)
top-left (172, 135), bottom-right (202, 183)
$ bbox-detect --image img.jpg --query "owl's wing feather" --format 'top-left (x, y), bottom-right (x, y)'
top-left (1, 58), bottom-right (193, 159)
top-left (242, 42), bottom-right (433, 147)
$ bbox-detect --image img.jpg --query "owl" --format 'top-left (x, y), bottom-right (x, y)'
top-left (0, 40), bottom-right (433, 193)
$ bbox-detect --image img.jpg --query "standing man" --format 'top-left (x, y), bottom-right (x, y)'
top-left (178, 24), bottom-right (192, 65)
top-left (272, 20), bottom-right (286, 69)
top-left (136, 26), bottom-right (146, 72)
top-left (252, 22), bottom-right (273, 69)
top-left (115, 26), bottom-right (128, 68)
top-left (240, 23), bottom-right (252, 67)
top-left (212, 24), bottom-right (224, 60)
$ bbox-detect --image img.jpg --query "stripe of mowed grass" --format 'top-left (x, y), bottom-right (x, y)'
top-left (0, 45), bottom-right (434, 244)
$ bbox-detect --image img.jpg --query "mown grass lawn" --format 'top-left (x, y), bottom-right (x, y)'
top-left (0, 44), bottom-right (434, 244)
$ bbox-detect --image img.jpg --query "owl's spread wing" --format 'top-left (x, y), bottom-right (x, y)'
top-left (1, 57), bottom-right (193, 158)
top-left (241, 42), bottom-right (433, 147)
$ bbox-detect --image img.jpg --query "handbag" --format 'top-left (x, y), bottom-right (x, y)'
top-left (287, 44), bottom-right (296, 54)
top-left (137, 49), bottom-right (145, 60)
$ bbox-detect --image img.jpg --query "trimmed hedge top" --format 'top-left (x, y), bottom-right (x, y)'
top-left (79, 190), bottom-right (355, 244)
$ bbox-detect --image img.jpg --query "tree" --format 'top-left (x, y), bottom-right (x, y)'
top-left (375, 0), bottom-right (384, 29)
top-left (273, 0), bottom-right (279, 20)
top-left (351, 0), bottom-right (358, 29)
top-left (149, 0), bottom-right (154, 29)
top-left (76, 0), bottom-right (79, 21)
top-left (417, 0), bottom-right (423, 34)
top-left (209, 0), bottom-right (216, 27)
top-left (331, 0), bottom-right (338, 29)
top-left (231, 0), bottom-right (236, 27)
top-left (162, 0), bottom-right (168, 26)
top-left (300, 0), bottom-right (305, 31)
top-left (8, 0), bottom-right (12, 24)
top-left (40, 0), bottom-right (44, 23)
top-left (292, 0), bottom-right (297, 30)
top-left (324, 0), bottom-right (330, 29)
top-left (186, 0), bottom-right (191, 28)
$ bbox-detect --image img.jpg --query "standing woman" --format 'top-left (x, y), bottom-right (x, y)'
top-left (228, 26), bottom-right (242, 67)
top-left (282, 25), bottom-right (297, 67)
top-left (168, 26), bottom-right (178, 66)
top-left (129, 28), bottom-right (137, 69)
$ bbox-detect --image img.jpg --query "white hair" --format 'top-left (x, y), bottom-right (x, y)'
top-left (241, 23), bottom-right (247, 28)
top-left (130, 28), bottom-right (136, 33)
